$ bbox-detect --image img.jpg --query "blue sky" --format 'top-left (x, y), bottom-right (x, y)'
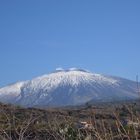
top-left (0, 0), bottom-right (140, 87)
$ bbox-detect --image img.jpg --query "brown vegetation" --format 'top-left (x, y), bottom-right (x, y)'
top-left (0, 101), bottom-right (140, 140)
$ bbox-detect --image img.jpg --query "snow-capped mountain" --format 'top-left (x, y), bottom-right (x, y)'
top-left (0, 68), bottom-right (139, 107)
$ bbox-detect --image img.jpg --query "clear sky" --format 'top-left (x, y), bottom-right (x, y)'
top-left (0, 0), bottom-right (140, 87)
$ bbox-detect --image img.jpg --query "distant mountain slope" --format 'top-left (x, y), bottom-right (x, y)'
top-left (0, 68), bottom-right (139, 107)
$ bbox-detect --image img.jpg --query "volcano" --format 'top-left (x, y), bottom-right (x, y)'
top-left (0, 68), bottom-right (139, 107)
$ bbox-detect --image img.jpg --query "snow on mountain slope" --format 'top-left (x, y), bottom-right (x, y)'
top-left (0, 68), bottom-right (139, 107)
top-left (0, 82), bottom-right (25, 103)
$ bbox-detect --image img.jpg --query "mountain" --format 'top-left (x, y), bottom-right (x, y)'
top-left (0, 68), bottom-right (139, 107)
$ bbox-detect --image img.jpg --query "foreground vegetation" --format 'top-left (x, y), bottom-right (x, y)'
top-left (0, 101), bottom-right (140, 140)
